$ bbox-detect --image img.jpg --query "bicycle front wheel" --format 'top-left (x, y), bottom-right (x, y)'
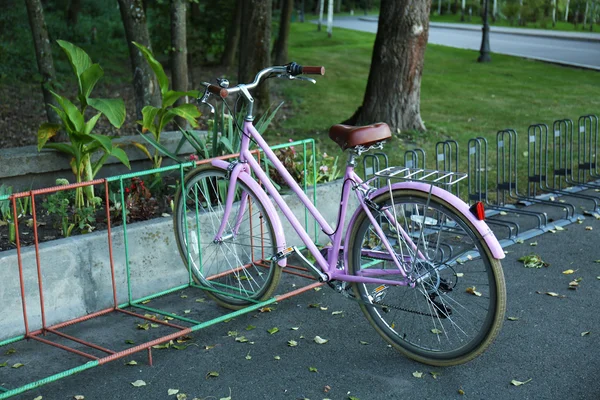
top-left (173, 165), bottom-right (281, 309)
top-left (347, 189), bottom-right (506, 366)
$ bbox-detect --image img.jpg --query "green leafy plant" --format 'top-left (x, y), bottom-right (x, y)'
top-left (0, 184), bottom-right (16, 243)
top-left (43, 180), bottom-right (76, 238)
top-left (37, 40), bottom-right (130, 210)
top-left (123, 177), bottom-right (158, 222)
top-left (133, 42), bottom-right (201, 170)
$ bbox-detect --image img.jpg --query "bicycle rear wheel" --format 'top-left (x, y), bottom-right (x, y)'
top-left (347, 189), bottom-right (506, 366)
top-left (173, 165), bottom-right (281, 309)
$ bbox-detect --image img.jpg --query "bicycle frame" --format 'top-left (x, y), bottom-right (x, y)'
top-left (210, 120), bottom-right (505, 287)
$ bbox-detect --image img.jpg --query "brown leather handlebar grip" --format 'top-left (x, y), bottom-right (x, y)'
top-left (301, 66), bottom-right (325, 75)
top-left (207, 84), bottom-right (229, 98)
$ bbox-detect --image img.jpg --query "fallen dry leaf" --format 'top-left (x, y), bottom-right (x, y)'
top-left (581, 331), bottom-right (591, 336)
top-left (511, 378), bottom-right (532, 386)
top-left (131, 380), bottom-right (146, 387)
top-left (412, 371), bottom-right (423, 378)
top-left (168, 389), bottom-right (179, 395)
top-left (465, 286), bottom-right (482, 296)
top-left (546, 292), bottom-right (559, 297)
top-left (314, 336), bottom-right (329, 344)
top-left (562, 269), bottom-right (575, 274)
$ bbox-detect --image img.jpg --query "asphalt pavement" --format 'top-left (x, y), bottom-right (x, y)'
top-left (324, 16), bottom-right (600, 70)
top-left (2, 187), bottom-right (600, 400)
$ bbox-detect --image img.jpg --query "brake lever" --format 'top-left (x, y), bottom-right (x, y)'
top-left (277, 74), bottom-right (317, 84)
top-left (197, 85), bottom-right (215, 114)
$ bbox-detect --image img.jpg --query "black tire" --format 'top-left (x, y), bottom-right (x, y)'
top-left (173, 165), bottom-right (281, 309)
top-left (347, 189), bottom-right (506, 366)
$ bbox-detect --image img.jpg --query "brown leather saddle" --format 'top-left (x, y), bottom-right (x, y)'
top-left (328, 122), bottom-right (391, 151)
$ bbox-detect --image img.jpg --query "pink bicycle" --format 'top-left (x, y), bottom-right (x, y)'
top-left (172, 63), bottom-right (506, 366)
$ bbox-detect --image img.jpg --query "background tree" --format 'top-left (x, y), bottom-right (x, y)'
top-left (117, 0), bottom-right (160, 120)
top-left (24, 0), bottom-right (61, 131)
top-left (170, 0), bottom-right (188, 127)
top-left (344, 0), bottom-right (431, 131)
top-left (221, 0), bottom-right (242, 67)
top-left (273, 0), bottom-right (294, 64)
top-left (66, 0), bottom-right (81, 27)
top-left (238, 0), bottom-right (271, 111)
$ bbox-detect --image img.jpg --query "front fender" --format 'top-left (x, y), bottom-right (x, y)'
top-left (211, 159), bottom-right (287, 266)
top-left (345, 182), bottom-right (505, 260)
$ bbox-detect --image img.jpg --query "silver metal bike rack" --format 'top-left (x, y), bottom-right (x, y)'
top-left (435, 140), bottom-right (459, 197)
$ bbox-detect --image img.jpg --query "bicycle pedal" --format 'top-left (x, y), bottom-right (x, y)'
top-left (371, 285), bottom-right (389, 302)
top-left (272, 246), bottom-right (296, 262)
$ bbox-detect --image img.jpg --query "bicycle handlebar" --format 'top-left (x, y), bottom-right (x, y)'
top-left (201, 62), bottom-right (325, 99)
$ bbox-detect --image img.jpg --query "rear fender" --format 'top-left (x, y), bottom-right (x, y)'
top-left (345, 182), bottom-right (505, 260)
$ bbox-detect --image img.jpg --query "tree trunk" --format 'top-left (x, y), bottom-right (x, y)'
top-left (299, 0), bottom-right (305, 22)
top-left (221, 0), bottom-right (242, 67)
top-left (117, 0), bottom-right (161, 120)
top-left (461, 0), bottom-right (465, 21)
top-left (273, 0), bottom-right (294, 64)
top-left (318, 0), bottom-right (324, 30)
top-left (552, 0), bottom-right (556, 27)
top-left (327, 0), bottom-right (334, 37)
top-left (66, 0), bottom-right (81, 26)
top-left (238, 0), bottom-right (271, 112)
top-left (584, 0), bottom-right (589, 29)
top-left (24, 0), bottom-right (62, 131)
top-left (336, 0), bottom-right (342, 13)
top-left (565, 0), bottom-right (570, 22)
top-left (170, 0), bottom-right (188, 128)
top-left (438, 0), bottom-right (442, 15)
top-left (344, 0), bottom-right (430, 132)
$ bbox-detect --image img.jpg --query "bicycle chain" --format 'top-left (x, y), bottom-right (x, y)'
top-left (343, 289), bottom-right (438, 317)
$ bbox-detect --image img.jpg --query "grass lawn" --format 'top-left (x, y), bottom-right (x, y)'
top-left (274, 22), bottom-right (600, 189)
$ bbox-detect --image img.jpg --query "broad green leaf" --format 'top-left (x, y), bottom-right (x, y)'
top-left (163, 90), bottom-right (192, 108)
top-left (125, 360), bottom-right (138, 366)
top-left (141, 105), bottom-right (161, 134)
top-left (218, 136), bottom-right (234, 155)
top-left (44, 142), bottom-right (76, 157)
top-left (206, 371), bottom-right (219, 379)
top-left (308, 366), bottom-right (317, 372)
top-left (110, 147), bottom-right (131, 169)
top-left (245, 325), bottom-right (256, 331)
top-left (80, 63), bottom-right (104, 103)
top-left (88, 98), bottom-right (126, 128)
top-left (255, 101), bottom-right (284, 134)
top-left (12, 363), bottom-right (24, 369)
top-left (89, 134), bottom-right (112, 153)
top-left (267, 327), bottom-right (279, 334)
top-left (168, 104), bottom-right (201, 127)
top-left (84, 113), bottom-right (102, 136)
top-left (158, 112), bottom-right (177, 133)
top-left (133, 42), bottom-right (169, 96)
top-left (37, 123), bottom-right (62, 151)
top-left (131, 141), bottom-right (152, 160)
top-left (51, 90), bottom-right (84, 132)
top-left (48, 104), bottom-right (71, 131)
top-left (57, 40), bottom-right (92, 91)
top-left (139, 133), bottom-right (181, 163)
top-left (0, 361), bottom-right (7, 367)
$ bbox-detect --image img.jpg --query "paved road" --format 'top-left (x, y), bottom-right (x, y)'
top-left (326, 17), bottom-right (600, 70)
top-left (3, 188), bottom-right (600, 399)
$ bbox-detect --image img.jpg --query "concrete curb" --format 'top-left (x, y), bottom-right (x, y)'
top-left (0, 180), bottom-right (354, 341)
top-left (0, 131), bottom-right (202, 191)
